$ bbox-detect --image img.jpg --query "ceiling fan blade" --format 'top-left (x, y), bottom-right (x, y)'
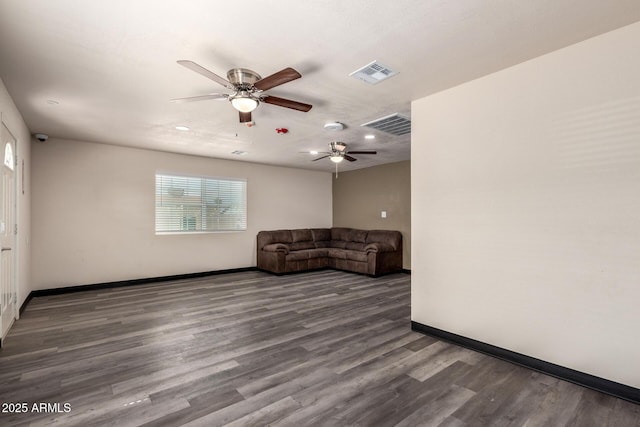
top-left (312, 155), bottom-right (331, 162)
top-left (344, 155), bottom-right (358, 162)
top-left (263, 95), bottom-right (312, 112)
top-left (253, 67), bottom-right (302, 91)
top-left (347, 150), bottom-right (377, 154)
top-left (239, 111), bottom-right (252, 123)
top-left (170, 93), bottom-right (228, 103)
top-left (177, 60), bottom-right (234, 89)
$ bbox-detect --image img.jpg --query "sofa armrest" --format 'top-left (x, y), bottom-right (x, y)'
top-left (365, 242), bottom-right (396, 253)
top-left (262, 243), bottom-right (290, 254)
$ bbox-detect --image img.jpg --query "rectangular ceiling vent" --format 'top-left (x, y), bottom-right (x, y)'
top-left (361, 113), bottom-right (411, 136)
top-left (349, 60), bottom-right (398, 85)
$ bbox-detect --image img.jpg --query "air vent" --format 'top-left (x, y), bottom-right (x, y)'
top-left (231, 150), bottom-right (247, 156)
top-left (361, 113), bottom-right (411, 136)
top-left (349, 61), bottom-right (398, 85)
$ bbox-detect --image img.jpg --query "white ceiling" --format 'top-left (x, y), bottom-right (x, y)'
top-left (1, 0), bottom-right (639, 172)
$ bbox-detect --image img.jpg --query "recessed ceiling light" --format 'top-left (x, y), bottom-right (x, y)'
top-left (364, 134), bottom-right (375, 140)
top-left (310, 150), bottom-right (318, 155)
top-left (175, 125), bottom-right (190, 131)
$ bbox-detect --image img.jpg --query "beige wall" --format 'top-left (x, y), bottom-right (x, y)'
top-left (333, 161), bottom-right (410, 269)
top-left (0, 78), bottom-right (31, 309)
top-left (32, 139), bottom-right (332, 290)
top-left (412, 22), bottom-right (640, 388)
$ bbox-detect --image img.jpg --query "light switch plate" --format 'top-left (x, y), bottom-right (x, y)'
top-left (381, 211), bottom-right (387, 218)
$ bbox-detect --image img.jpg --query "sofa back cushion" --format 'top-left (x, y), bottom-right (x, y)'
top-left (345, 242), bottom-right (366, 251)
top-left (311, 228), bottom-right (331, 242)
top-left (288, 229), bottom-right (316, 251)
top-left (290, 241), bottom-right (316, 251)
top-left (291, 229), bottom-right (313, 242)
top-left (329, 228), bottom-right (368, 250)
top-left (366, 230), bottom-right (402, 250)
top-left (348, 229), bottom-right (368, 243)
top-left (331, 227), bottom-right (351, 241)
top-left (329, 240), bottom-right (348, 249)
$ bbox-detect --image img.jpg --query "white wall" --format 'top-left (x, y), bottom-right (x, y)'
top-left (412, 22), bottom-right (640, 388)
top-left (32, 139), bottom-right (332, 289)
top-left (0, 78), bottom-right (31, 309)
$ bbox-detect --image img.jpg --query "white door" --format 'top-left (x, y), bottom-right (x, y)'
top-left (0, 123), bottom-right (16, 343)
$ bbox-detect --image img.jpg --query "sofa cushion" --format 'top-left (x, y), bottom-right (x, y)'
top-left (345, 242), bottom-right (366, 251)
top-left (285, 248), bottom-right (328, 261)
top-left (314, 241), bottom-right (330, 248)
top-left (331, 227), bottom-right (351, 241)
top-left (311, 228), bottom-right (331, 242)
top-left (307, 248), bottom-right (328, 259)
top-left (267, 230), bottom-right (293, 244)
top-left (290, 241), bottom-right (315, 251)
top-left (291, 229), bottom-right (313, 242)
top-left (329, 240), bottom-right (347, 249)
top-left (327, 248), bottom-right (347, 259)
top-left (286, 251), bottom-right (309, 261)
top-left (346, 250), bottom-right (368, 262)
top-left (328, 248), bottom-right (367, 262)
top-left (348, 229), bottom-right (368, 243)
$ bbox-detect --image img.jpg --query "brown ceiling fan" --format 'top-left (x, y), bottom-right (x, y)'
top-left (313, 142), bottom-right (377, 163)
top-left (172, 60), bottom-right (312, 123)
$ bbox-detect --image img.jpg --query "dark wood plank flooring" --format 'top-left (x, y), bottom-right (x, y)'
top-left (0, 270), bottom-right (638, 426)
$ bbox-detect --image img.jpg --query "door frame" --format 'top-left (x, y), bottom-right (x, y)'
top-left (0, 114), bottom-right (18, 346)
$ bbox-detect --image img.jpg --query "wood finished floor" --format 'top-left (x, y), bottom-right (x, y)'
top-left (0, 270), bottom-right (638, 427)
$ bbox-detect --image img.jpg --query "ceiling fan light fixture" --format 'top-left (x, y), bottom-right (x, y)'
top-left (230, 92), bottom-right (259, 112)
top-left (330, 155), bottom-right (344, 163)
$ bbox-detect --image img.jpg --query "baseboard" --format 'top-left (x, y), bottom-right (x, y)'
top-left (23, 267), bottom-right (258, 306)
top-left (19, 293), bottom-right (34, 316)
top-left (402, 268), bottom-right (411, 275)
top-left (411, 321), bottom-right (640, 405)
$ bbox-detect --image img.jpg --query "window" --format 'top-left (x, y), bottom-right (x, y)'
top-left (4, 142), bottom-right (14, 171)
top-left (155, 173), bottom-right (247, 233)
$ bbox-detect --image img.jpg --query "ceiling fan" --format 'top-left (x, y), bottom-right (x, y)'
top-left (313, 142), bottom-right (377, 163)
top-left (172, 60), bottom-right (312, 123)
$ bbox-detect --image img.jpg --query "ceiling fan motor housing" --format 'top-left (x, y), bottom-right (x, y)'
top-left (331, 141), bottom-right (347, 152)
top-left (227, 68), bottom-right (262, 87)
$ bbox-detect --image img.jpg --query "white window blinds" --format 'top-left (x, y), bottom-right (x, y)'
top-left (155, 173), bottom-right (247, 233)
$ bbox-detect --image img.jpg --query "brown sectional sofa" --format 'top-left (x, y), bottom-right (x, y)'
top-left (257, 227), bottom-right (403, 276)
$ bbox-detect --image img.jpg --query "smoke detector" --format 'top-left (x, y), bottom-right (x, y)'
top-left (324, 122), bottom-right (344, 131)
